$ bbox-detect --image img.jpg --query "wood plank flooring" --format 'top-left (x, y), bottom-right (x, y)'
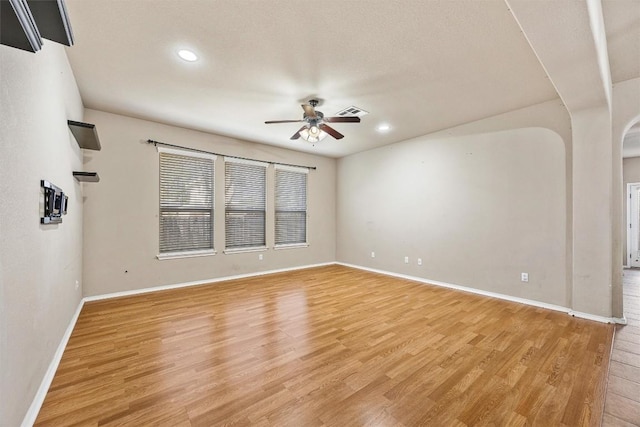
top-left (35, 265), bottom-right (613, 426)
top-left (603, 269), bottom-right (640, 426)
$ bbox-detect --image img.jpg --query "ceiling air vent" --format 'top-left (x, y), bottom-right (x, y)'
top-left (335, 106), bottom-right (369, 117)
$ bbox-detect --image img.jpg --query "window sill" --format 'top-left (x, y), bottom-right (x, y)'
top-left (274, 243), bottom-right (309, 250)
top-left (157, 249), bottom-right (216, 260)
top-left (224, 246), bottom-right (267, 255)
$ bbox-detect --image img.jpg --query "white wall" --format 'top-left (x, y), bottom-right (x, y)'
top-left (0, 42), bottom-right (84, 426)
top-left (81, 109), bottom-right (336, 297)
top-left (337, 101), bottom-right (570, 308)
top-left (570, 106), bottom-right (613, 317)
top-left (622, 157), bottom-right (640, 263)
top-left (612, 77), bottom-right (640, 316)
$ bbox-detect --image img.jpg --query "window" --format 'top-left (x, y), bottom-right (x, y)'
top-left (225, 159), bottom-right (267, 250)
top-left (275, 166), bottom-right (308, 246)
top-left (158, 148), bottom-right (215, 257)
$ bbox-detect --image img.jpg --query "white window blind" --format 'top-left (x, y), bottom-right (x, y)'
top-left (275, 167), bottom-right (307, 246)
top-left (159, 150), bottom-right (214, 254)
top-left (225, 159), bottom-right (266, 249)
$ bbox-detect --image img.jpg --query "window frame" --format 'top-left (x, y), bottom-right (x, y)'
top-left (156, 146), bottom-right (216, 260)
top-left (274, 165), bottom-right (309, 249)
top-left (223, 157), bottom-right (268, 254)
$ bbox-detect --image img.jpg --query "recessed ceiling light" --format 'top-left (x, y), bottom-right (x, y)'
top-left (177, 49), bottom-right (198, 62)
top-left (377, 123), bottom-right (391, 132)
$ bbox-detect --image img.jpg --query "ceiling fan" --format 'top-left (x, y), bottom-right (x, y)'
top-left (265, 99), bottom-right (361, 142)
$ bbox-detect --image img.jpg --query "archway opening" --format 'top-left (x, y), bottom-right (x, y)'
top-left (621, 118), bottom-right (640, 327)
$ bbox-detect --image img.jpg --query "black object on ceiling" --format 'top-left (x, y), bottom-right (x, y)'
top-left (1, 0), bottom-right (73, 53)
top-left (265, 99), bottom-right (361, 142)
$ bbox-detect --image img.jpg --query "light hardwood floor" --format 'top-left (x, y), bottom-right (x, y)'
top-left (35, 265), bottom-right (613, 426)
top-left (603, 269), bottom-right (640, 426)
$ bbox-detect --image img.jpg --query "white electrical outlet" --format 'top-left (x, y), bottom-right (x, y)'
top-left (521, 272), bottom-right (529, 282)
top-left (258, 254), bottom-right (263, 261)
top-left (75, 280), bottom-right (79, 290)
top-left (404, 256), bottom-right (409, 264)
top-left (371, 251), bottom-right (375, 258)
top-left (417, 258), bottom-right (422, 266)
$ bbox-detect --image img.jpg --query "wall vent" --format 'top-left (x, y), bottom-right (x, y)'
top-left (335, 106), bottom-right (369, 117)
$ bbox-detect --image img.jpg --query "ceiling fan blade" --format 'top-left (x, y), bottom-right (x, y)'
top-left (324, 116), bottom-right (361, 123)
top-left (302, 104), bottom-right (317, 119)
top-left (265, 119), bottom-right (304, 124)
top-left (290, 125), bottom-right (307, 140)
top-left (320, 124), bottom-right (344, 140)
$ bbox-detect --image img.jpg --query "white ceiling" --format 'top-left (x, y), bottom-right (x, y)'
top-left (603, 0), bottom-right (640, 84)
top-left (63, 0), bottom-right (637, 158)
top-left (605, 0), bottom-right (640, 158)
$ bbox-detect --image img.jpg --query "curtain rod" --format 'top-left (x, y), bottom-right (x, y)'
top-left (146, 139), bottom-right (317, 170)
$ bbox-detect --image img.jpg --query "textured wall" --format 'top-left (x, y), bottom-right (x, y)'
top-left (0, 42), bottom-right (84, 426)
top-left (81, 109), bottom-right (336, 297)
top-left (337, 103), bottom-right (570, 308)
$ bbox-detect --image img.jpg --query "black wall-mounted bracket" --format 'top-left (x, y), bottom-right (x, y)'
top-left (41, 179), bottom-right (67, 224)
top-left (1, 0), bottom-right (73, 52)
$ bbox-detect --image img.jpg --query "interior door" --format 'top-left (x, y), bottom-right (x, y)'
top-left (630, 184), bottom-right (640, 267)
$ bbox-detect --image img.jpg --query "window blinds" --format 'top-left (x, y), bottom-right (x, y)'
top-left (225, 160), bottom-right (266, 249)
top-left (275, 168), bottom-right (307, 245)
top-left (159, 151), bottom-right (214, 253)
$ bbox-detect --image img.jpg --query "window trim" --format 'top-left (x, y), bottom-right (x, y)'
top-left (157, 146), bottom-right (216, 258)
top-left (158, 146), bottom-right (217, 161)
top-left (274, 164), bottom-right (310, 174)
top-left (274, 165), bottom-right (308, 248)
top-left (223, 246), bottom-right (267, 255)
top-left (274, 243), bottom-right (309, 250)
top-left (223, 156), bottom-right (268, 168)
top-left (157, 249), bottom-right (217, 260)
top-left (224, 157), bottom-right (267, 251)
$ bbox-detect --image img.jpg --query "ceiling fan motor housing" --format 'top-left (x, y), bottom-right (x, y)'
top-left (304, 110), bottom-right (324, 123)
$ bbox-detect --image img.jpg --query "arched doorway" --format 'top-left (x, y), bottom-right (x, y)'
top-left (623, 122), bottom-right (640, 269)
top-left (622, 118), bottom-right (640, 328)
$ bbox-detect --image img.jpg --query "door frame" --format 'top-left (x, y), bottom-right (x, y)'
top-left (626, 182), bottom-right (640, 268)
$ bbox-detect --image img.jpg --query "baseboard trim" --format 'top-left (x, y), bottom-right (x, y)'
top-left (567, 311), bottom-right (626, 324)
top-left (21, 298), bottom-right (85, 427)
top-left (337, 262), bottom-right (620, 324)
top-left (610, 316), bottom-right (627, 325)
top-left (84, 262), bottom-right (336, 302)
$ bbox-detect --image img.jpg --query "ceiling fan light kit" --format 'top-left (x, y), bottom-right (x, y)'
top-left (299, 126), bottom-right (328, 143)
top-left (265, 99), bottom-right (361, 144)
